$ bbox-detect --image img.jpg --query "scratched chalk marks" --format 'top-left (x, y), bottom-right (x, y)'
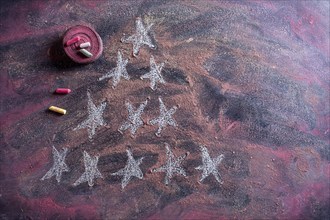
top-left (73, 151), bottom-right (103, 187)
top-left (41, 146), bottom-right (69, 183)
top-left (150, 97), bottom-right (178, 136)
top-left (195, 146), bottom-right (225, 184)
top-left (119, 100), bottom-right (148, 136)
top-left (112, 150), bottom-right (144, 189)
top-left (73, 91), bottom-right (107, 139)
top-left (152, 143), bottom-right (188, 185)
top-left (141, 55), bottom-right (165, 90)
top-left (98, 51), bottom-right (130, 88)
top-left (122, 17), bottom-right (155, 56)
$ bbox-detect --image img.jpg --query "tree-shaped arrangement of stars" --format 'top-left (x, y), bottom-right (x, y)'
top-left (40, 17), bottom-right (226, 190)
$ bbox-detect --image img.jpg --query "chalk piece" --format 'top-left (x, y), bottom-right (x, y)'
top-left (55, 88), bottom-right (71, 94)
top-left (62, 25), bottom-right (103, 64)
top-left (79, 49), bottom-right (93, 58)
top-left (49, 106), bottom-right (67, 115)
top-left (80, 42), bottom-right (91, 48)
top-left (66, 36), bottom-right (80, 46)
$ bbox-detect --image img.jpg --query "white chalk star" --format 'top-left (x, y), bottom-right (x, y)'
top-left (119, 100), bottom-right (148, 136)
top-left (195, 146), bottom-right (224, 184)
top-left (149, 97), bottom-right (177, 136)
top-left (98, 51), bottom-right (129, 88)
top-left (141, 55), bottom-right (165, 90)
top-left (121, 17), bottom-right (155, 56)
top-left (152, 143), bottom-right (188, 185)
top-left (73, 151), bottom-right (103, 187)
top-left (112, 150), bottom-right (144, 189)
top-left (73, 91), bottom-right (107, 139)
top-left (41, 146), bottom-right (69, 183)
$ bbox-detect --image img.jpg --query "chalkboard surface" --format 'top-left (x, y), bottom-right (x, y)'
top-left (0, 1), bottom-right (329, 219)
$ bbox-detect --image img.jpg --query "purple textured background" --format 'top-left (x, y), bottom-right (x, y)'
top-left (0, 0), bottom-right (329, 219)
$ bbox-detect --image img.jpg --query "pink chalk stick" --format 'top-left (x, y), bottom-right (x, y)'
top-left (66, 36), bottom-right (80, 46)
top-left (55, 88), bottom-right (71, 94)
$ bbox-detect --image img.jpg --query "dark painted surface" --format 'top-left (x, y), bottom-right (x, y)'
top-left (0, 0), bottom-right (329, 219)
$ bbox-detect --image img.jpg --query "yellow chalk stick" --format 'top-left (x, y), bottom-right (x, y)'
top-left (49, 106), bottom-right (67, 115)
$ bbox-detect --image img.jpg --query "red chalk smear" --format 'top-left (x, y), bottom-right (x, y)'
top-left (17, 196), bottom-right (99, 219)
top-left (147, 203), bottom-right (230, 220)
top-left (0, 98), bottom-right (53, 129)
top-left (0, 1), bottom-right (65, 44)
top-left (271, 149), bottom-right (293, 163)
top-left (180, 211), bottom-right (229, 220)
top-left (0, 69), bottom-right (56, 129)
top-left (280, 182), bottom-right (330, 219)
top-left (288, 8), bottom-right (329, 57)
top-left (10, 149), bottom-right (49, 177)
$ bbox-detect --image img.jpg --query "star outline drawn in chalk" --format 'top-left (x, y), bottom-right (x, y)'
top-left (73, 151), bottom-right (103, 187)
top-left (73, 91), bottom-right (107, 140)
top-left (149, 97), bottom-right (177, 136)
top-left (151, 143), bottom-right (188, 185)
top-left (41, 146), bottom-right (69, 183)
top-left (195, 146), bottom-right (224, 184)
top-left (112, 149), bottom-right (144, 189)
top-left (119, 99), bottom-right (148, 137)
top-left (140, 55), bottom-right (165, 90)
top-left (121, 17), bottom-right (155, 56)
top-left (98, 51), bottom-right (129, 88)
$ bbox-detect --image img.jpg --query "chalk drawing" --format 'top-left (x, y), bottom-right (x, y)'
top-left (140, 55), bottom-right (165, 90)
top-left (121, 17), bottom-right (155, 56)
top-left (195, 146), bottom-right (224, 184)
top-left (149, 97), bottom-right (177, 136)
top-left (73, 91), bottom-right (107, 140)
top-left (73, 151), bottom-right (103, 187)
top-left (98, 51), bottom-right (129, 88)
top-left (151, 143), bottom-right (188, 185)
top-left (41, 146), bottom-right (69, 183)
top-left (119, 100), bottom-right (148, 136)
top-left (112, 149), bottom-right (144, 189)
